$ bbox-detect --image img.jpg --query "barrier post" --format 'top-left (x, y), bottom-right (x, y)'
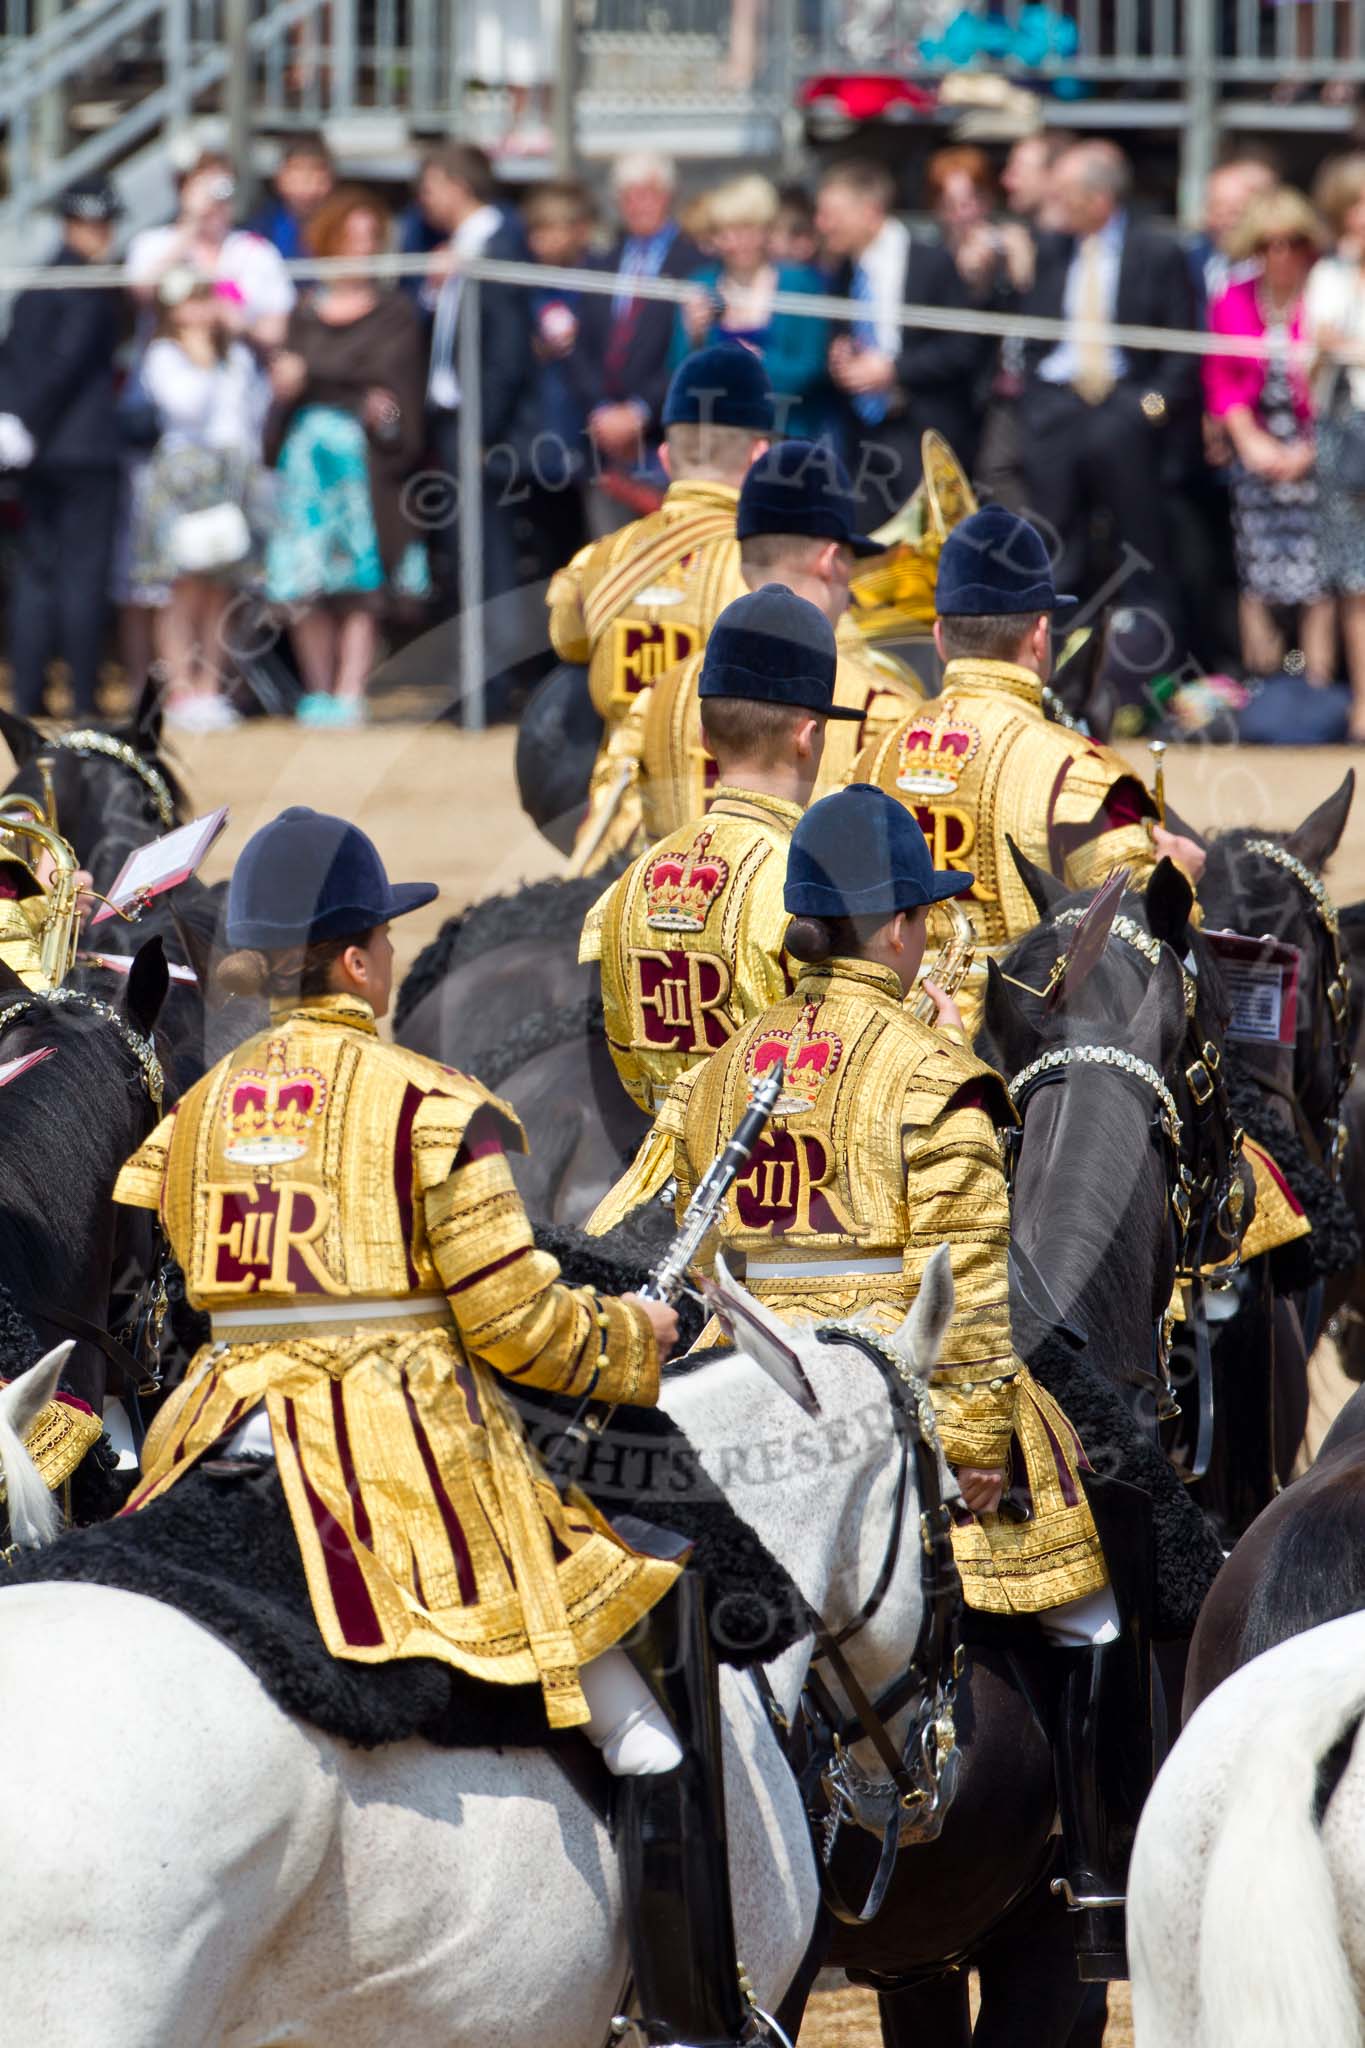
top-left (1180, 0), bottom-right (1218, 229)
top-left (458, 272), bottom-right (485, 732)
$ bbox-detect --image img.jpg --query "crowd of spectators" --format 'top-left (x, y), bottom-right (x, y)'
top-left (5, 125), bottom-right (1365, 735)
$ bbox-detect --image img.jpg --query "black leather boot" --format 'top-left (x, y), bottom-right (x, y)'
top-left (1052, 1476), bottom-right (1156, 1983)
top-left (614, 1574), bottom-right (754, 2047)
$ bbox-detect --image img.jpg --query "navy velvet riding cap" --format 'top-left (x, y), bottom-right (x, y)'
top-left (697, 585), bottom-right (864, 720)
top-left (226, 806), bottom-right (438, 949)
top-left (662, 343), bottom-right (775, 432)
top-left (935, 504), bottom-right (1076, 618)
top-left (736, 440), bottom-right (883, 558)
top-left (785, 784), bottom-right (974, 918)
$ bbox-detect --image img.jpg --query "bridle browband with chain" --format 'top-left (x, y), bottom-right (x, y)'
top-left (48, 730), bottom-right (177, 833)
top-left (1240, 837), bottom-right (1355, 1179)
top-left (754, 1323), bottom-right (963, 1926)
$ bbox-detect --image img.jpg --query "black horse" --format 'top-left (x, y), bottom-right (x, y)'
top-left (0, 938), bottom-right (169, 1441)
top-left (394, 867), bottom-right (650, 1226)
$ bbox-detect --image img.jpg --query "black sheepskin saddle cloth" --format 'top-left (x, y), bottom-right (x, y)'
top-left (2, 1377), bottom-right (805, 1752)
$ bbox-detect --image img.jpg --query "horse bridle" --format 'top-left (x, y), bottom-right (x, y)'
top-left (1241, 838), bottom-right (1355, 1180)
top-left (753, 1323), bottom-right (963, 1926)
top-left (46, 729), bottom-right (177, 832)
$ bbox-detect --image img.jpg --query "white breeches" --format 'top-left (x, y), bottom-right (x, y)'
top-left (1036, 1586), bottom-right (1123, 1649)
top-left (581, 1648), bottom-right (685, 1776)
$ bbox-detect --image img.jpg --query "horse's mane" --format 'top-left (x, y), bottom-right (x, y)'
top-left (393, 862), bottom-right (629, 1033)
top-left (1237, 1464), bottom-right (1365, 1671)
top-left (466, 994), bottom-right (605, 1092)
top-left (0, 1000), bottom-right (154, 1304)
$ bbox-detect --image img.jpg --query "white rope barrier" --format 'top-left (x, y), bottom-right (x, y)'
top-left (0, 242), bottom-right (1338, 366)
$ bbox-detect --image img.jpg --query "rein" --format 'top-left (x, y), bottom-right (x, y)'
top-left (764, 1323), bottom-right (963, 1926)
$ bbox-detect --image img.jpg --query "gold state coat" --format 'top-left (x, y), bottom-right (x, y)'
top-left (658, 959), bottom-right (1108, 1616)
top-left (114, 994), bottom-right (678, 1728)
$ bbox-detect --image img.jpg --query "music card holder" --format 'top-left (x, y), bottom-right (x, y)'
top-left (79, 952), bottom-right (199, 986)
top-left (1042, 866), bottom-right (1130, 1013)
top-left (90, 807), bottom-right (229, 927)
top-left (1201, 929), bottom-right (1301, 1048)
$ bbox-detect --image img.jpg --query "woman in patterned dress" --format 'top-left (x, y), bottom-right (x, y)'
top-left (1206, 187), bottom-right (1332, 685)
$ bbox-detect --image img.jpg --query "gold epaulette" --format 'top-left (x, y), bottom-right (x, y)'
top-left (18, 1392), bottom-right (103, 1492)
top-left (1239, 1137), bottom-right (1311, 1262)
top-left (899, 1025), bottom-right (1013, 1130)
top-left (587, 1066), bottom-right (700, 1235)
top-left (409, 1073), bottom-right (526, 1192)
top-left (114, 1108), bottom-right (177, 1211)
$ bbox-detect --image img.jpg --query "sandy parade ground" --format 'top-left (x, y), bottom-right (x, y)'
top-left (124, 717), bottom-right (1365, 2048)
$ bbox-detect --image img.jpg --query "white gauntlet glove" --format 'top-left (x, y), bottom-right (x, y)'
top-left (0, 414), bottom-right (35, 469)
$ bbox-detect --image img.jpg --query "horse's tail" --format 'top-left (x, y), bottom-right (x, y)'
top-left (1197, 1644), bottom-right (1365, 2048)
top-left (0, 1341), bottom-right (76, 1549)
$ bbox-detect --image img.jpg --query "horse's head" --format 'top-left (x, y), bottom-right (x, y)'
top-left (985, 919), bottom-right (1190, 1393)
top-left (663, 1250), bottom-right (962, 1850)
top-left (0, 677), bottom-right (188, 893)
top-left (1201, 773), bottom-right (1356, 1164)
top-left (0, 939), bottom-right (170, 1407)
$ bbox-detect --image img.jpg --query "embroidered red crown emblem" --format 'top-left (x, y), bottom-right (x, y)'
top-left (895, 705), bottom-right (981, 798)
top-left (222, 1038), bottom-right (328, 1164)
top-left (644, 827), bottom-right (729, 932)
top-left (746, 1007), bottom-right (843, 1115)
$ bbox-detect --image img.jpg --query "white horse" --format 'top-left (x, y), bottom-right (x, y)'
top-left (1129, 1607), bottom-right (1365, 2048)
top-left (0, 1256), bottom-right (959, 2048)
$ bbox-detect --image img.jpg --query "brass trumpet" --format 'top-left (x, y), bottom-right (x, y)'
top-left (911, 896), bottom-right (977, 1025)
top-left (0, 795), bottom-right (82, 987)
top-left (849, 431), bottom-right (979, 646)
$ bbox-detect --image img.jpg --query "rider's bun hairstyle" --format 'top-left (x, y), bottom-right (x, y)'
top-left (785, 910), bottom-right (894, 963)
top-left (213, 930), bottom-right (373, 1002)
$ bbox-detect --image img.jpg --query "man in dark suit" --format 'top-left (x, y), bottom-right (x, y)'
top-left (1019, 140), bottom-right (1201, 694)
top-left (420, 142), bottom-right (539, 707)
top-left (565, 151), bottom-right (700, 536)
top-left (815, 158), bottom-right (994, 520)
top-left (0, 176), bottom-right (123, 717)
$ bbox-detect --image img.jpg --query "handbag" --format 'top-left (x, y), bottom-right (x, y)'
top-left (168, 500), bottom-right (251, 575)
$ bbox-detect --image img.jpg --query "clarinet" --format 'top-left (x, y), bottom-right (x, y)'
top-left (542, 1061), bottom-right (786, 1480)
top-left (638, 1059), bottom-right (787, 1304)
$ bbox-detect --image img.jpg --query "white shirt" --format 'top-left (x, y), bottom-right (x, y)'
top-left (1038, 211), bottom-right (1131, 387)
top-left (855, 215), bottom-right (912, 358)
top-left (1305, 256), bottom-right (1365, 411)
top-left (141, 339), bottom-right (264, 456)
top-left (127, 225), bottom-right (295, 329)
top-left (427, 203), bottom-right (504, 411)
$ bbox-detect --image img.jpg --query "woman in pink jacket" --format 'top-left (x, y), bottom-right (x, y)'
top-left (1205, 187), bottom-right (1333, 684)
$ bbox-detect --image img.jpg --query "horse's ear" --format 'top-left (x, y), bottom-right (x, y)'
top-left (0, 706), bottom-right (43, 769)
top-left (124, 935), bottom-right (170, 1040)
top-left (1007, 834), bottom-right (1068, 919)
top-left (895, 1242), bottom-right (954, 1382)
top-left (0, 956), bottom-right (27, 998)
top-left (1131, 947), bottom-right (1186, 1071)
top-left (1144, 856), bottom-right (1194, 950)
top-left (1284, 770), bottom-right (1355, 874)
top-left (129, 673), bottom-right (164, 755)
top-left (982, 957), bottom-right (1038, 1079)
top-left (169, 898), bottom-right (217, 1005)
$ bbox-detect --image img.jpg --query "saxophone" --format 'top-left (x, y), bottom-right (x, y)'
top-left (0, 795), bottom-right (81, 987)
top-left (911, 897), bottom-right (977, 1026)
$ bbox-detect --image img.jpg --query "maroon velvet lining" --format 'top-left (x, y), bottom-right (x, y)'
top-left (447, 1244), bottom-right (530, 1297)
top-left (1037, 1408), bottom-right (1084, 1505)
top-left (393, 1083), bottom-right (423, 1288)
top-left (280, 1397), bottom-right (385, 1648)
top-left (457, 1108), bottom-right (509, 1166)
top-left (329, 1377), bottom-right (373, 1549)
top-left (401, 1384), bottom-right (478, 1604)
